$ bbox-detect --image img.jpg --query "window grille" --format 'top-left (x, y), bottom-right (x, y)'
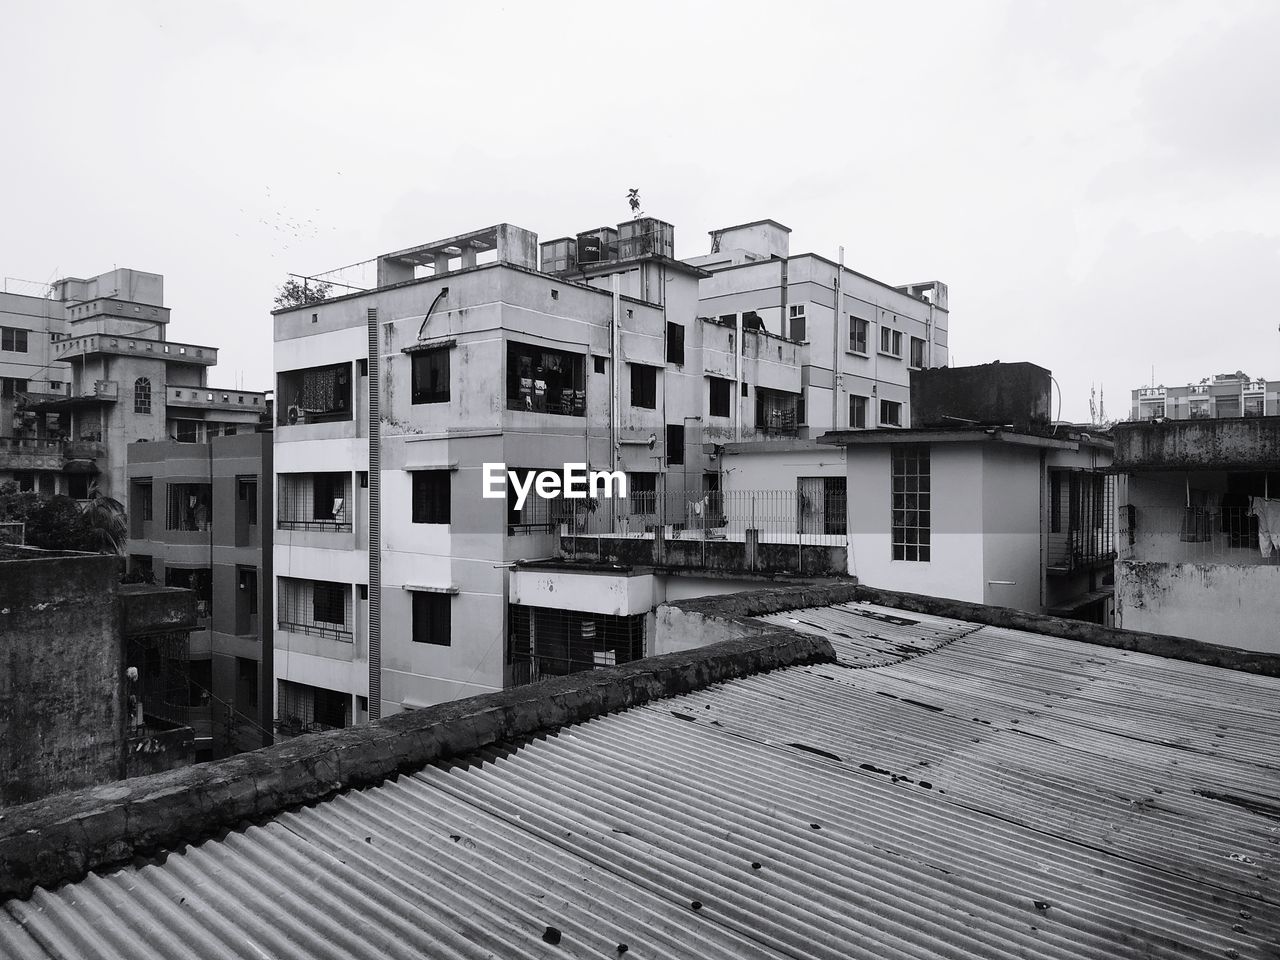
top-left (509, 605), bottom-right (645, 685)
top-left (892, 444), bottom-right (931, 561)
top-left (134, 377), bottom-right (151, 414)
top-left (755, 387), bottom-right (800, 437)
top-left (278, 472), bottom-right (352, 531)
top-left (277, 679), bottom-right (350, 734)
top-left (166, 483), bottom-right (212, 531)
top-left (506, 467), bottom-right (574, 535)
top-left (278, 577), bottom-right (352, 640)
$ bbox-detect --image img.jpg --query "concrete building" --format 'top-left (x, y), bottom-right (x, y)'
top-left (272, 217), bottom-right (952, 727)
top-left (5, 583), bottom-right (1279, 956)
top-left (126, 431), bottom-right (273, 759)
top-left (0, 546), bottom-right (198, 807)
top-left (1, 268), bottom-right (267, 500)
top-left (820, 363), bottom-right (1116, 622)
top-left (1130, 372), bottom-right (1278, 421)
top-left (1112, 416), bottom-right (1280, 652)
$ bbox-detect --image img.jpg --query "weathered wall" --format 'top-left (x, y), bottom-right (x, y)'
top-left (1115, 560), bottom-right (1280, 654)
top-left (910, 361), bottom-right (1051, 431)
top-left (1113, 417), bottom-right (1280, 471)
top-left (0, 553), bottom-right (123, 806)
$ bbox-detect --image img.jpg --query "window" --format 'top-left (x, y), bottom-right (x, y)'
top-left (755, 387), bottom-right (801, 437)
top-left (666, 424), bottom-right (684, 466)
top-left (709, 377), bottom-right (731, 418)
top-left (508, 606), bottom-right (646, 683)
top-left (910, 336), bottom-right (925, 369)
top-left (891, 445), bottom-right (930, 562)
top-left (278, 473), bottom-right (352, 531)
top-left (277, 362), bottom-right (353, 425)
top-left (594, 356), bottom-right (606, 375)
top-left (1, 378), bottom-right (28, 398)
top-left (166, 482), bottom-right (213, 531)
top-left (411, 346), bottom-right (450, 404)
top-left (850, 395), bottom-right (867, 429)
top-left (850, 317), bottom-right (868, 354)
top-left (314, 474), bottom-right (347, 523)
top-left (787, 304), bottom-right (806, 341)
top-left (238, 567), bottom-right (258, 615)
top-left (506, 341), bottom-right (586, 416)
top-left (880, 326), bottom-right (903, 357)
top-left (134, 377), bottom-right (152, 414)
top-left (13, 471), bottom-right (35, 492)
top-left (1, 327), bottom-right (28, 353)
top-left (238, 477), bottom-right (258, 526)
top-left (629, 472), bottom-right (658, 514)
top-left (1245, 395), bottom-right (1266, 417)
top-left (139, 480), bottom-right (154, 521)
top-left (741, 382), bottom-right (749, 397)
top-left (411, 470), bottom-right (451, 523)
top-left (68, 474), bottom-right (89, 499)
top-left (411, 592), bottom-right (451, 646)
top-left (630, 364), bottom-right (657, 409)
top-left (236, 658), bottom-right (258, 710)
top-left (313, 582), bottom-right (346, 626)
top-left (880, 399), bottom-right (903, 427)
top-left (666, 322), bottom-right (684, 365)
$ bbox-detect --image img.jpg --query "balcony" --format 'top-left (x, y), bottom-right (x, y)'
top-left (1120, 505), bottom-right (1280, 568)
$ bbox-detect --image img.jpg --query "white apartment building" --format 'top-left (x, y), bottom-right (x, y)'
top-left (272, 218), bottom-right (952, 729)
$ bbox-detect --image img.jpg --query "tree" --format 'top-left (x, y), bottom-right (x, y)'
top-left (82, 485), bottom-right (128, 555)
top-left (0, 480), bottom-right (126, 553)
top-left (274, 277), bottom-right (332, 310)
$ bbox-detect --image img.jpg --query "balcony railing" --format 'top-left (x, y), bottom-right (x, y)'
top-left (1119, 505), bottom-right (1280, 566)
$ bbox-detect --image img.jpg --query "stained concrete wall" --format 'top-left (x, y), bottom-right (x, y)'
top-left (0, 552), bottom-right (123, 806)
top-left (1115, 560), bottom-right (1280, 654)
top-left (1113, 416), bottom-right (1280, 471)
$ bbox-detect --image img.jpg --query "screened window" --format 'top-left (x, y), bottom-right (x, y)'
top-left (411, 347), bottom-right (450, 404)
top-left (850, 317), bottom-right (868, 354)
top-left (891, 445), bottom-right (930, 562)
top-left (666, 424), bottom-right (684, 466)
top-left (411, 470), bottom-right (451, 523)
top-left (134, 377), bottom-right (152, 414)
top-left (666, 322), bottom-right (684, 365)
top-left (849, 395), bottom-right (867, 429)
top-left (630, 364), bottom-right (657, 409)
top-left (411, 592), bottom-right (451, 646)
top-left (709, 377), bottom-right (731, 418)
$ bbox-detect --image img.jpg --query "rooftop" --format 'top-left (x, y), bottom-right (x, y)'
top-left (1, 585), bottom-right (1276, 958)
top-left (1114, 415), bottom-right (1280, 471)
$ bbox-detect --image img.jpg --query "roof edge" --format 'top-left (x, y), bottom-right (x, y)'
top-left (0, 629), bottom-right (834, 902)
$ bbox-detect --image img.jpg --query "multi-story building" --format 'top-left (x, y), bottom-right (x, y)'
top-left (1, 268), bottom-right (267, 500)
top-left (126, 431), bottom-right (273, 759)
top-left (1130, 372), bottom-right (1277, 422)
top-left (1112, 415), bottom-right (1280, 651)
top-left (273, 217), bottom-right (953, 727)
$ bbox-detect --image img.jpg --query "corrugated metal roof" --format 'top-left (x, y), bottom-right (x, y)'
top-left (3, 603), bottom-right (1278, 959)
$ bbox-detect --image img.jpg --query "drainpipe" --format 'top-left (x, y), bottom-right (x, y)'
top-left (734, 312), bottom-right (743, 443)
top-left (366, 308), bottom-right (381, 721)
top-left (832, 250), bottom-right (843, 431)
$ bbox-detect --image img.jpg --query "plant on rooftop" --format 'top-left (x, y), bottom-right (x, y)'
top-left (274, 277), bottom-right (332, 309)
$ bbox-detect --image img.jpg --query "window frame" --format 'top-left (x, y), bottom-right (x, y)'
top-left (891, 444), bottom-right (931, 562)
top-left (1, 327), bottom-right (29, 353)
top-left (666, 424), bottom-right (684, 466)
top-left (665, 322), bottom-right (685, 365)
top-left (411, 591), bottom-right (452, 646)
top-left (630, 363), bottom-right (657, 409)
top-left (134, 377), bottom-right (152, 414)
top-left (787, 304), bottom-right (806, 341)
top-left (411, 346), bottom-right (451, 405)
top-left (709, 377), bottom-right (731, 418)
top-left (879, 326), bottom-right (903, 358)
top-left (411, 469), bottom-right (451, 524)
top-left (849, 395), bottom-right (867, 429)
top-left (879, 399), bottom-right (903, 428)
top-left (909, 336), bottom-right (925, 370)
top-left (849, 316), bottom-right (869, 355)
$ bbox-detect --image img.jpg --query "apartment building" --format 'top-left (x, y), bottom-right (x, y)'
top-left (273, 217), bottom-right (953, 726)
top-left (1, 268), bottom-right (267, 500)
top-left (1130, 372), bottom-right (1277, 422)
top-left (126, 431), bottom-right (273, 759)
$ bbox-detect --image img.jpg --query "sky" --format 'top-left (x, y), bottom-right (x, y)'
top-left (2, 0), bottom-right (1277, 422)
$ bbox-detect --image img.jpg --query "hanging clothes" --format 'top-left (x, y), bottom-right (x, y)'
top-left (1248, 497), bottom-right (1280, 558)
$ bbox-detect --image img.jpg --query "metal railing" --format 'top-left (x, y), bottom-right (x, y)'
top-left (1118, 505), bottom-right (1280, 566)
top-left (562, 487), bottom-right (849, 545)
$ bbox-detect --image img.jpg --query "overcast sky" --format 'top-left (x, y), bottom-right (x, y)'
top-left (3, 0), bottom-right (1277, 421)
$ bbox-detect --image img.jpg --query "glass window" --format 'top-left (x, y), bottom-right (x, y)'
top-left (630, 364), bottom-right (657, 409)
top-left (411, 592), bottom-right (451, 646)
top-left (506, 341), bottom-right (585, 416)
top-left (892, 444), bottom-right (930, 562)
top-left (666, 424), bottom-right (684, 466)
top-left (910, 336), bottom-right (925, 369)
top-left (850, 317), bottom-right (868, 353)
top-left (411, 471), bottom-right (451, 523)
top-left (709, 377), bottom-right (731, 418)
top-left (411, 347), bottom-right (450, 404)
top-left (880, 399), bottom-right (902, 427)
top-left (788, 304), bottom-right (806, 341)
top-left (666, 323), bottom-right (684, 365)
top-left (134, 377), bottom-right (152, 414)
top-left (850, 395), bottom-right (867, 429)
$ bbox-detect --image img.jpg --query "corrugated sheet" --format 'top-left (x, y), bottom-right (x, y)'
top-left (3, 604), bottom-right (1278, 958)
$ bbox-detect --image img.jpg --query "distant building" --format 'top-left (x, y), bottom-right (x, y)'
top-left (820, 362), bottom-right (1116, 622)
top-left (1130, 372), bottom-right (1277, 421)
top-left (0, 546), bottom-right (199, 806)
top-left (1, 268), bottom-right (267, 500)
top-left (126, 431), bottom-right (273, 759)
top-left (1112, 416), bottom-right (1280, 652)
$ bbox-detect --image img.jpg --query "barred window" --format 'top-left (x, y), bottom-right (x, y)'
top-left (134, 377), bottom-right (152, 414)
top-left (891, 445), bottom-right (930, 562)
top-left (166, 482), bottom-right (212, 531)
top-left (278, 577), bottom-right (352, 640)
top-left (278, 473), bottom-right (352, 531)
top-left (509, 605), bottom-right (645, 685)
top-left (277, 680), bottom-right (350, 734)
top-left (411, 470), bottom-right (450, 524)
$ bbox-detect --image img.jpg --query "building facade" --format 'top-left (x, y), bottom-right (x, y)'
top-left (1130, 373), bottom-right (1278, 422)
top-left (1112, 416), bottom-right (1280, 652)
top-left (126, 431), bottom-right (274, 758)
top-left (1, 268), bottom-right (267, 501)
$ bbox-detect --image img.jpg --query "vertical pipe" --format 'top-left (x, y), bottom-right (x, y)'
top-left (832, 251), bottom-right (842, 431)
top-left (366, 309), bottom-right (381, 721)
